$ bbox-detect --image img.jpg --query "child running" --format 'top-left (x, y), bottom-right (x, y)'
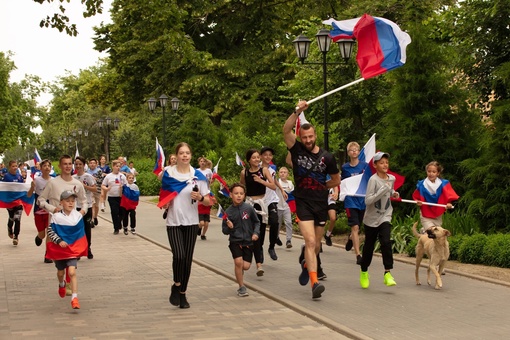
top-left (120, 173), bottom-right (140, 235)
top-left (412, 161), bottom-right (459, 233)
top-left (46, 190), bottom-right (88, 309)
top-left (359, 152), bottom-right (400, 289)
top-left (222, 183), bottom-right (260, 297)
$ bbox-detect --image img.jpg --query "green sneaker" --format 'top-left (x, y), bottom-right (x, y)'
top-left (360, 271), bottom-right (370, 289)
top-left (384, 272), bottom-right (397, 286)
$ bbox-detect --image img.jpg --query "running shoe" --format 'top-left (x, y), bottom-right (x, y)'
top-left (360, 271), bottom-right (370, 289)
top-left (324, 234), bottom-right (332, 246)
top-left (298, 259), bottom-right (309, 286)
top-left (312, 282), bottom-right (325, 299)
top-left (237, 286), bottom-right (249, 297)
top-left (58, 284), bottom-right (66, 298)
top-left (384, 272), bottom-right (397, 286)
top-left (71, 297), bottom-right (80, 309)
top-left (345, 238), bottom-right (353, 251)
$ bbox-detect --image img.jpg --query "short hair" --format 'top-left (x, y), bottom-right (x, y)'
top-left (59, 155), bottom-right (72, 164)
top-left (8, 160), bottom-right (17, 167)
top-left (229, 182), bottom-right (246, 193)
top-left (75, 156), bottom-right (87, 165)
top-left (112, 160), bottom-right (121, 167)
top-left (126, 173), bottom-right (135, 179)
top-left (89, 158), bottom-right (97, 163)
top-left (346, 142), bottom-right (360, 151)
top-left (40, 159), bottom-right (51, 167)
top-left (299, 123), bottom-right (315, 134)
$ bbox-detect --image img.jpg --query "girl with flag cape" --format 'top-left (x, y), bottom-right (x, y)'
top-left (412, 161), bottom-right (459, 233)
top-left (160, 142), bottom-right (210, 309)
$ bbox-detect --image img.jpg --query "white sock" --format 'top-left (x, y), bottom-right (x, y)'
top-left (71, 293), bottom-right (78, 299)
top-left (59, 281), bottom-right (66, 287)
top-left (326, 231), bottom-right (332, 237)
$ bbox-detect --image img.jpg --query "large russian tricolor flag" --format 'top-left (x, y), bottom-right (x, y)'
top-left (120, 184), bottom-right (140, 210)
top-left (157, 169), bottom-right (208, 208)
top-left (412, 179), bottom-right (459, 218)
top-left (0, 181), bottom-right (35, 215)
top-left (212, 173), bottom-right (230, 197)
top-left (324, 14), bottom-right (411, 79)
top-left (46, 210), bottom-right (88, 260)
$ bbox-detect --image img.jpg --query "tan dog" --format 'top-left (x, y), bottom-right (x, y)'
top-left (412, 222), bottom-right (451, 289)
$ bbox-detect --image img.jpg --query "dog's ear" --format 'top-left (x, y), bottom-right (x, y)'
top-left (444, 229), bottom-right (451, 237)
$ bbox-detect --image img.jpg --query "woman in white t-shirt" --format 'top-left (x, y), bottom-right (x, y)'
top-left (162, 143), bottom-right (210, 309)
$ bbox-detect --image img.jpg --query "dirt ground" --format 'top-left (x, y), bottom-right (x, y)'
top-left (331, 234), bottom-right (510, 285)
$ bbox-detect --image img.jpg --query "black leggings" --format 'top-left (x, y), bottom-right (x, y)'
top-left (252, 203), bottom-right (265, 264)
top-left (108, 196), bottom-right (122, 230)
top-left (120, 208), bottom-right (136, 229)
top-left (360, 222), bottom-right (393, 272)
top-left (166, 224), bottom-right (199, 293)
top-left (267, 202), bottom-right (279, 249)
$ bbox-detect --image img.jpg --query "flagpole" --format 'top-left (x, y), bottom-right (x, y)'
top-left (296, 78), bottom-right (365, 109)
top-left (347, 194), bottom-right (451, 208)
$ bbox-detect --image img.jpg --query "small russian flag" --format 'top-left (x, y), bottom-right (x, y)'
top-left (216, 204), bottom-right (228, 220)
top-left (235, 152), bottom-right (245, 167)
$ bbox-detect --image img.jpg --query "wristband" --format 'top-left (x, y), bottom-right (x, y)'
top-left (199, 195), bottom-right (205, 202)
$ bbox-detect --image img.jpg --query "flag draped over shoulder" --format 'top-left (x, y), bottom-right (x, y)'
top-left (153, 138), bottom-right (166, 176)
top-left (0, 181), bottom-right (35, 215)
top-left (324, 14), bottom-right (411, 79)
top-left (158, 168), bottom-right (207, 208)
top-left (412, 179), bottom-right (459, 218)
top-left (340, 134), bottom-right (405, 201)
top-left (46, 211), bottom-right (88, 260)
top-left (120, 185), bottom-right (140, 210)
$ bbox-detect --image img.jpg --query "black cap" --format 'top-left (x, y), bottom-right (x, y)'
top-left (260, 146), bottom-right (275, 155)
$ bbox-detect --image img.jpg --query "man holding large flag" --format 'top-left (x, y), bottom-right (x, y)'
top-left (283, 100), bottom-right (340, 300)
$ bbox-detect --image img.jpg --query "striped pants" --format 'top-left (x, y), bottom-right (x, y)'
top-left (166, 224), bottom-right (199, 293)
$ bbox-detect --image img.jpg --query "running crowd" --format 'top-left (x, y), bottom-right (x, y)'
top-left (1, 100), bottom-right (458, 310)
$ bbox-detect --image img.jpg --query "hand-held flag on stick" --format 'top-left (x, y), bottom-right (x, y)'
top-left (235, 152), bottom-right (245, 167)
top-left (153, 138), bottom-right (166, 176)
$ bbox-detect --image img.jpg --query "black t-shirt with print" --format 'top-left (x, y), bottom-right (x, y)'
top-left (289, 141), bottom-right (339, 202)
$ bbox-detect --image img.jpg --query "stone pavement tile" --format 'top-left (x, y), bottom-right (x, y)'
top-left (0, 208), bottom-right (348, 340)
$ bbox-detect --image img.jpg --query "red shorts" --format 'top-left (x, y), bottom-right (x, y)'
top-left (34, 211), bottom-right (50, 232)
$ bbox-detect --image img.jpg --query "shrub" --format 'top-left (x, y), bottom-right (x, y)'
top-left (136, 171), bottom-right (161, 196)
top-left (481, 234), bottom-right (510, 268)
top-left (442, 210), bottom-right (480, 236)
top-left (448, 235), bottom-right (467, 261)
top-left (405, 238), bottom-right (418, 257)
top-left (458, 233), bottom-right (487, 264)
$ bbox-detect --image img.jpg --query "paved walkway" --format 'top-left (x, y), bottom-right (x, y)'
top-left (1, 197), bottom-right (510, 339)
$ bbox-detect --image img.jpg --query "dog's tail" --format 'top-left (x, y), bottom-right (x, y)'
top-left (412, 222), bottom-right (421, 238)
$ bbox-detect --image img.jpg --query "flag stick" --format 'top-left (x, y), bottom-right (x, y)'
top-left (297, 78), bottom-right (365, 109)
top-left (347, 194), bottom-right (452, 208)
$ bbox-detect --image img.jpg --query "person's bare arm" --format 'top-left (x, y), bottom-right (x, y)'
top-left (283, 100), bottom-right (308, 149)
top-left (326, 173), bottom-right (340, 189)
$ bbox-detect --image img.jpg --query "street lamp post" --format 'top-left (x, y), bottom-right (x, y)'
top-left (98, 117), bottom-right (120, 163)
top-left (293, 30), bottom-right (355, 151)
top-left (148, 95), bottom-right (180, 151)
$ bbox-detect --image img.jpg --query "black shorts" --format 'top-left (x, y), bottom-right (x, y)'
top-left (295, 199), bottom-right (329, 227)
top-left (346, 208), bottom-right (365, 227)
top-left (54, 258), bottom-right (78, 271)
top-left (199, 214), bottom-right (210, 222)
top-left (228, 243), bottom-right (253, 262)
top-left (328, 202), bottom-right (337, 211)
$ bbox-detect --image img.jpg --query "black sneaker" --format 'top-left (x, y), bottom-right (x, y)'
top-left (44, 258), bottom-right (53, 263)
top-left (286, 240), bottom-right (292, 248)
top-left (197, 228), bottom-right (202, 236)
top-left (318, 268), bottom-right (327, 280)
top-left (356, 255), bottom-right (362, 265)
top-left (324, 234), bottom-right (332, 246)
top-left (298, 259), bottom-right (309, 286)
top-left (276, 237), bottom-right (283, 246)
top-left (113, 230), bottom-right (119, 235)
top-left (312, 282), bottom-right (325, 299)
top-left (345, 238), bottom-right (353, 251)
top-left (169, 284), bottom-right (180, 306)
top-left (93, 218), bottom-right (98, 226)
top-left (179, 293), bottom-right (190, 309)
top-left (298, 244), bottom-right (305, 264)
top-left (87, 249), bottom-right (94, 259)
top-left (123, 229), bottom-right (128, 235)
top-left (201, 235), bottom-right (206, 240)
top-left (35, 235), bottom-right (43, 247)
top-left (268, 248), bottom-right (278, 260)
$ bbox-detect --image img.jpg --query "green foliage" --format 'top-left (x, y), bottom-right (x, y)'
top-left (458, 233), bottom-right (487, 264)
top-left (405, 238), bottom-right (418, 258)
top-left (127, 158), bottom-right (160, 196)
top-left (442, 210), bottom-right (480, 236)
top-left (481, 234), bottom-right (510, 268)
top-left (447, 235), bottom-right (467, 261)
